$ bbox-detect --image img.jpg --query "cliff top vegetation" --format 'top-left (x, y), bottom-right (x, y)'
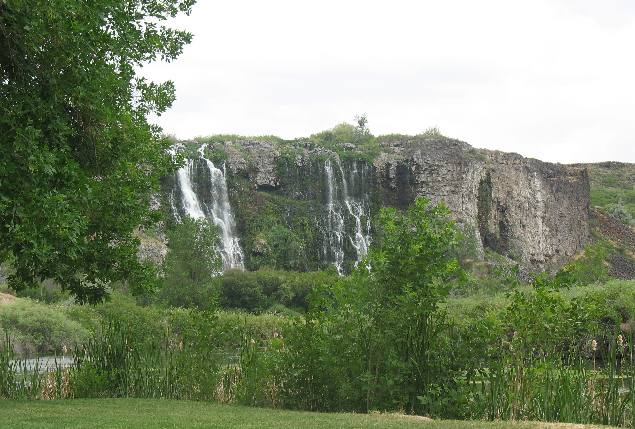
top-left (580, 162), bottom-right (635, 226)
top-left (190, 120), bottom-right (453, 163)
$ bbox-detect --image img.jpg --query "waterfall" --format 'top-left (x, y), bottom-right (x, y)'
top-left (169, 189), bottom-right (182, 224)
top-left (345, 199), bottom-right (371, 262)
top-left (176, 159), bottom-right (205, 219)
top-left (337, 159), bottom-right (371, 265)
top-left (173, 146), bottom-right (244, 271)
top-left (324, 158), bottom-right (372, 274)
top-left (324, 159), bottom-right (346, 275)
top-left (201, 157), bottom-right (245, 270)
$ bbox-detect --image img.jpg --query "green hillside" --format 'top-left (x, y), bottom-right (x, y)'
top-left (578, 162), bottom-right (635, 224)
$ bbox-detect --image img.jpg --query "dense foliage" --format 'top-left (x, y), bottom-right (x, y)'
top-left (4, 279), bottom-right (635, 424)
top-left (0, 0), bottom-right (195, 302)
top-left (218, 269), bottom-right (337, 314)
top-left (3, 195), bottom-right (635, 425)
top-left (158, 218), bottom-right (221, 310)
top-left (233, 198), bottom-right (465, 413)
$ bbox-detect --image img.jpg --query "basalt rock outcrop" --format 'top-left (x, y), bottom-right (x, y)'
top-left (162, 135), bottom-right (590, 274)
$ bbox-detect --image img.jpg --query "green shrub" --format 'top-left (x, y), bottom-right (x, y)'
top-left (417, 127), bottom-right (446, 139)
top-left (215, 310), bottom-right (291, 352)
top-left (550, 241), bottom-right (611, 287)
top-left (93, 293), bottom-right (166, 344)
top-left (15, 281), bottom-right (70, 304)
top-left (609, 198), bottom-right (634, 225)
top-left (235, 197), bottom-right (466, 415)
top-left (309, 121), bottom-right (379, 161)
top-left (456, 250), bottom-right (521, 296)
top-left (158, 218), bottom-right (221, 311)
top-left (62, 304), bottom-right (102, 333)
top-left (218, 269), bottom-right (337, 313)
top-left (0, 299), bottom-right (89, 355)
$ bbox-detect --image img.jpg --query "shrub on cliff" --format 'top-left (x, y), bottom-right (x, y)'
top-left (609, 198), bottom-right (634, 226)
top-left (309, 118), bottom-right (379, 159)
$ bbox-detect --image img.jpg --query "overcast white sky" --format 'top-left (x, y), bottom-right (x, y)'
top-left (143, 0), bottom-right (635, 164)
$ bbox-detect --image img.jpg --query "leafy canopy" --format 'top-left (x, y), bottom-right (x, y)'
top-left (0, 0), bottom-right (195, 302)
top-left (296, 198), bottom-right (465, 413)
top-left (369, 197), bottom-right (464, 304)
top-left (159, 217), bottom-right (221, 311)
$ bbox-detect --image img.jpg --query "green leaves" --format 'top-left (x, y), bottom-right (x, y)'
top-left (159, 217), bottom-right (221, 310)
top-left (367, 197), bottom-right (464, 302)
top-left (280, 197), bottom-right (466, 414)
top-left (0, 0), bottom-right (195, 302)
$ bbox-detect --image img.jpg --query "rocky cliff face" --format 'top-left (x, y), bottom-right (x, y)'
top-left (374, 137), bottom-right (589, 270)
top-left (162, 136), bottom-right (590, 274)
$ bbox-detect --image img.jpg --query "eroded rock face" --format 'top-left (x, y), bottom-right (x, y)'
top-left (226, 140), bottom-right (281, 189)
top-left (164, 136), bottom-right (590, 272)
top-left (374, 137), bottom-right (589, 271)
top-left (477, 151), bottom-right (589, 270)
top-left (136, 227), bottom-right (168, 270)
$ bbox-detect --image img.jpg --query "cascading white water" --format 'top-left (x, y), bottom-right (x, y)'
top-left (336, 159), bottom-right (371, 265)
top-left (173, 146), bottom-right (244, 271)
top-left (169, 191), bottom-right (182, 224)
top-left (324, 159), bottom-right (346, 275)
top-left (345, 199), bottom-right (371, 261)
top-left (201, 156), bottom-right (245, 270)
top-left (324, 158), bottom-right (372, 274)
top-left (177, 159), bottom-right (206, 219)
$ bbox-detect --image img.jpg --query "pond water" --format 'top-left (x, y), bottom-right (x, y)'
top-left (10, 356), bottom-right (75, 373)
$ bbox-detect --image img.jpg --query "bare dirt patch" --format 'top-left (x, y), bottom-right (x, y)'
top-left (0, 292), bottom-right (17, 305)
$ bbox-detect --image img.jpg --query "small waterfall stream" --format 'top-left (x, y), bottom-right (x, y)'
top-left (201, 156), bottom-right (245, 270)
top-left (174, 146), bottom-right (244, 271)
top-left (176, 159), bottom-right (206, 220)
top-left (337, 160), bottom-right (371, 263)
top-left (324, 159), bottom-right (346, 275)
top-left (324, 158), bottom-right (372, 274)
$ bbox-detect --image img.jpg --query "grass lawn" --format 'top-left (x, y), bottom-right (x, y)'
top-left (0, 399), bottom-right (615, 429)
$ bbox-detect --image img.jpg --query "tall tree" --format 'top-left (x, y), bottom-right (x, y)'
top-left (159, 217), bottom-right (221, 310)
top-left (0, 0), bottom-right (195, 302)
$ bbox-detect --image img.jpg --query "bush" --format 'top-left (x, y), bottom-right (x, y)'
top-left (218, 269), bottom-right (337, 313)
top-left (14, 280), bottom-right (70, 304)
top-left (309, 121), bottom-right (379, 161)
top-left (418, 127), bottom-right (445, 139)
top-left (158, 218), bottom-right (221, 311)
top-left (609, 198), bottom-right (634, 226)
top-left (235, 197), bottom-right (466, 414)
top-left (64, 292), bottom-right (167, 345)
top-left (538, 241), bottom-right (611, 288)
top-left (0, 299), bottom-right (89, 356)
top-left (219, 270), bottom-right (266, 313)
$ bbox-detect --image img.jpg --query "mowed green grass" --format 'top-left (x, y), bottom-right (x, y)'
top-left (0, 399), bottom-right (615, 429)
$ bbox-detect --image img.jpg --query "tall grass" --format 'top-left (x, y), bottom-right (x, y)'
top-left (0, 333), bottom-right (68, 399)
top-left (4, 307), bottom-right (635, 427)
top-left (1, 319), bottom-right (223, 401)
top-left (469, 336), bottom-right (635, 427)
top-left (70, 319), bottom-right (222, 400)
